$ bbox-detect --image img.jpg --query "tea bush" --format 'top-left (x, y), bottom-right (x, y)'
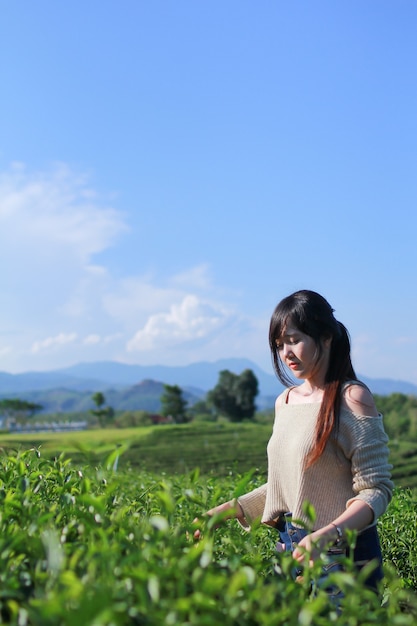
top-left (0, 449), bottom-right (416, 625)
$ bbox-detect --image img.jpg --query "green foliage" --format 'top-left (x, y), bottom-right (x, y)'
top-left (375, 393), bottom-right (417, 440)
top-left (122, 422), bottom-right (270, 475)
top-left (113, 410), bottom-right (152, 428)
top-left (90, 393), bottom-right (115, 428)
top-left (0, 399), bottom-right (43, 424)
top-left (3, 419), bottom-right (417, 491)
top-left (379, 488), bottom-right (417, 590)
top-left (0, 422), bottom-right (271, 478)
top-left (187, 399), bottom-right (216, 422)
top-left (0, 449), bottom-right (415, 625)
top-left (160, 384), bottom-right (188, 423)
top-left (207, 369), bottom-right (259, 421)
top-left (387, 440), bottom-right (417, 489)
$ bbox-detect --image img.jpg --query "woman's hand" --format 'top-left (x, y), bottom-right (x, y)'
top-left (192, 499), bottom-right (246, 539)
top-left (192, 517), bottom-right (203, 540)
top-left (292, 528), bottom-right (335, 564)
top-left (292, 502), bottom-right (374, 565)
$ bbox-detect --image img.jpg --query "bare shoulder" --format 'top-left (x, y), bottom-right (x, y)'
top-left (275, 389), bottom-right (288, 408)
top-left (341, 382), bottom-right (379, 417)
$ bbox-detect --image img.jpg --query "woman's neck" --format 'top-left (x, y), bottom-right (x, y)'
top-left (289, 380), bottom-right (326, 404)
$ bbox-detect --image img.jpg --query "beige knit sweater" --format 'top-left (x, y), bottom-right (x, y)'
top-left (238, 391), bottom-right (393, 531)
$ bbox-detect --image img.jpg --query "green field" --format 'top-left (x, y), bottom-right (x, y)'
top-left (1, 422), bottom-right (416, 489)
top-left (0, 423), bottom-right (270, 476)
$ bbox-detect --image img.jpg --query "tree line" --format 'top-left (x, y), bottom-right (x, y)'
top-left (159, 368), bottom-right (259, 424)
top-left (1, 378), bottom-right (417, 440)
top-left (0, 369), bottom-right (259, 429)
top-left (0, 399), bottom-right (43, 428)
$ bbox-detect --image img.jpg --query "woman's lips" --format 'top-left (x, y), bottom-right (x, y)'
top-left (288, 362), bottom-right (299, 369)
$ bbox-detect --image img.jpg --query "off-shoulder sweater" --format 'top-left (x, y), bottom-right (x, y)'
top-left (238, 387), bottom-right (393, 531)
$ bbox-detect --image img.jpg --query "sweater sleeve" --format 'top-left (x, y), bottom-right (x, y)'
top-left (341, 412), bottom-right (393, 520)
top-left (236, 483), bottom-right (268, 528)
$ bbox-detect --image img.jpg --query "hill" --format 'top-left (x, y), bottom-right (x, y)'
top-left (2, 358), bottom-right (417, 396)
top-left (0, 380), bottom-right (202, 415)
top-left (1, 359), bottom-right (417, 414)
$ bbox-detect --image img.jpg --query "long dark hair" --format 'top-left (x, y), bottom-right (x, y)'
top-left (269, 290), bottom-right (357, 467)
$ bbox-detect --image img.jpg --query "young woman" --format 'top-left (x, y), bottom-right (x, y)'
top-left (201, 290), bottom-right (393, 591)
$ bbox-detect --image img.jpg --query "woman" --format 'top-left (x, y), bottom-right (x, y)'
top-left (200, 290), bottom-right (393, 591)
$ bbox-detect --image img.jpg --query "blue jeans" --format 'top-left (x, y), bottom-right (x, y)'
top-left (275, 514), bottom-right (383, 596)
top-left (275, 514), bottom-right (345, 603)
top-left (349, 524), bottom-right (384, 591)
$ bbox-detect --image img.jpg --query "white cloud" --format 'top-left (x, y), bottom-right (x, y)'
top-left (103, 275), bottom-right (181, 324)
top-left (127, 294), bottom-right (230, 352)
top-left (0, 162), bottom-right (128, 361)
top-left (83, 334), bottom-right (101, 345)
top-left (82, 333), bottom-right (123, 346)
top-left (102, 333), bottom-right (124, 344)
top-left (0, 162), bottom-right (127, 263)
top-left (0, 162), bottom-right (263, 373)
top-left (31, 332), bottom-right (78, 354)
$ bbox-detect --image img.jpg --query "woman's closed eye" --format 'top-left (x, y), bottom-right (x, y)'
top-left (276, 338), bottom-right (299, 351)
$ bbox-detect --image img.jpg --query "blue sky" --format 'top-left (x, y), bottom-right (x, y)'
top-left (1, 1), bottom-right (416, 383)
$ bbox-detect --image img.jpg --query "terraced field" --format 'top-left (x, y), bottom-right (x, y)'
top-left (1, 422), bottom-right (416, 490)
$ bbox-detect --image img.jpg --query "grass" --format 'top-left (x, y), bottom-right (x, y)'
top-left (0, 426), bottom-right (149, 446)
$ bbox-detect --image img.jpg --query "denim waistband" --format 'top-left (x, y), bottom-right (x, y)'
top-left (276, 513), bottom-right (309, 552)
top-left (275, 513), bottom-right (346, 555)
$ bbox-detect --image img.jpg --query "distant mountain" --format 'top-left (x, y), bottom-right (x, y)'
top-left (58, 358), bottom-right (282, 394)
top-left (0, 370), bottom-right (110, 393)
top-left (1, 359), bottom-right (417, 414)
top-left (359, 376), bottom-right (417, 396)
top-left (102, 379), bottom-right (201, 413)
top-left (0, 359), bottom-right (284, 397)
top-left (2, 380), bottom-right (202, 415)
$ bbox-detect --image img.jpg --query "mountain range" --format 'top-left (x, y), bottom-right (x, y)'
top-left (1, 359), bottom-right (417, 414)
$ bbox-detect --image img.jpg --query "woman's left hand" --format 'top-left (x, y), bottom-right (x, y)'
top-left (292, 530), bottom-right (330, 565)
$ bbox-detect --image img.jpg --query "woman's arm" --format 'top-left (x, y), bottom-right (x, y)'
top-left (193, 499), bottom-right (246, 539)
top-left (205, 499), bottom-right (245, 522)
top-left (193, 481), bottom-right (269, 536)
top-left (342, 382), bottom-right (393, 517)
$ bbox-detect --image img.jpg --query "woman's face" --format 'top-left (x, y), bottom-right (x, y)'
top-left (276, 324), bottom-right (328, 381)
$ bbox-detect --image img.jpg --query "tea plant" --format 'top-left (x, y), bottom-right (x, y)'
top-left (0, 449), bottom-right (415, 625)
top-left (379, 487), bottom-right (417, 589)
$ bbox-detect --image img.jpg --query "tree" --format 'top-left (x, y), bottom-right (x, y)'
top-left (90, 392), bottom-right (115, 428)
top-left (0, 398), bottom-right (43, 428)
top-left (114, 410), bottom-right (152, 429)
top-left (207, 368), bottom-right (259, 422)
top-left (235, 369), bottom-right (259, 419)
top-left (187, 399), bottom-right (216, 422)
top-left (160, 384), bottom-right (188, 423)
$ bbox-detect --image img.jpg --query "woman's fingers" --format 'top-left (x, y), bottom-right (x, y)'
top-left (192, 517), bottom-right (203, 539)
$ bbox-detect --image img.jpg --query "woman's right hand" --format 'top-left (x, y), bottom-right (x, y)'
top-left (192, 499), bottom-right (245, 539)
